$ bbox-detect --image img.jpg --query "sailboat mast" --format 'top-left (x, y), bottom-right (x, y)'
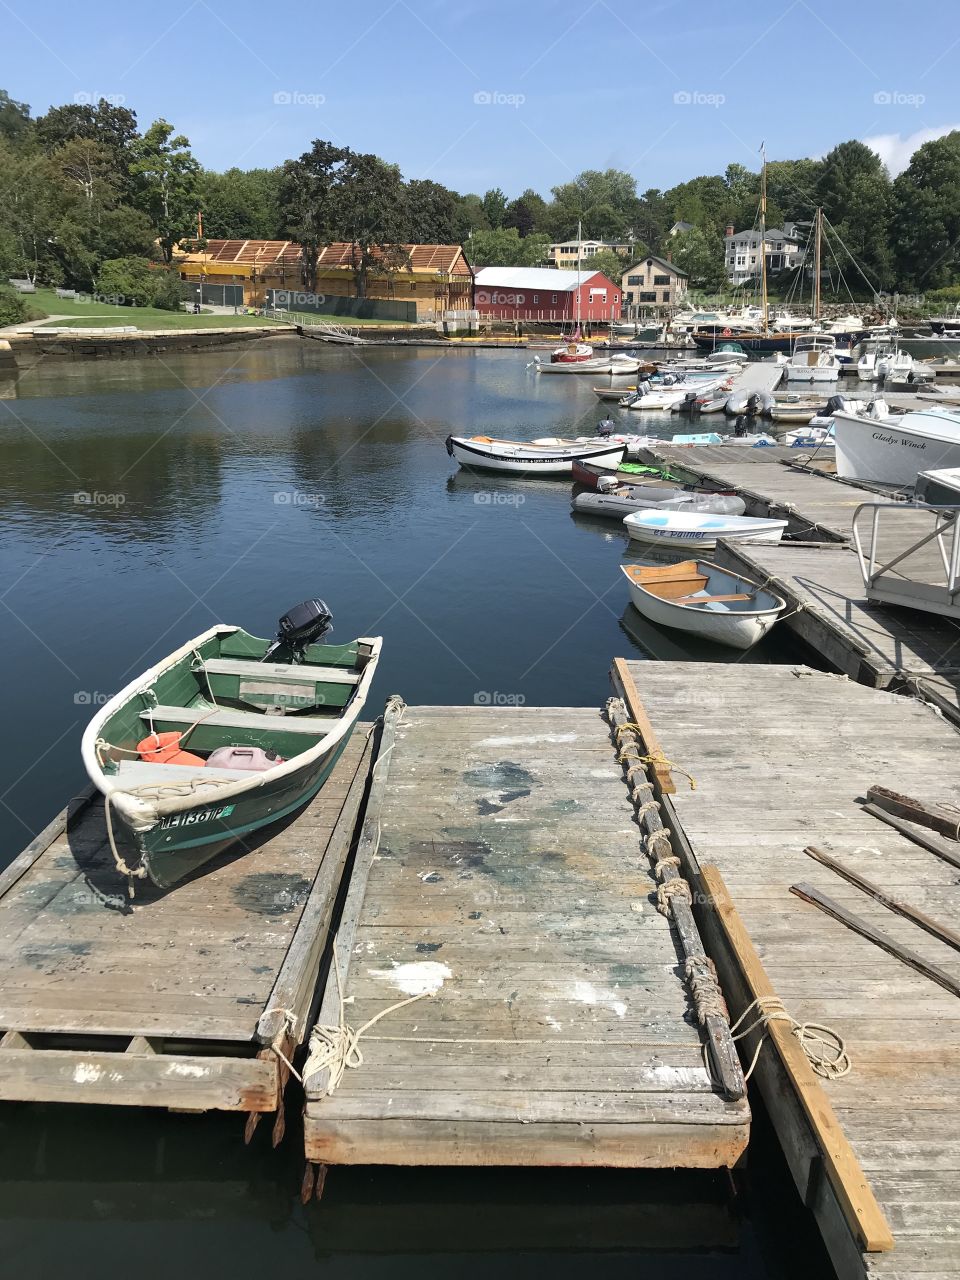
top-left (759, 144), bottom-right (769, 335)
top-left (813, 205), bottom-right (822, 321)
top-left (576, 217), bottom-right (582, 329)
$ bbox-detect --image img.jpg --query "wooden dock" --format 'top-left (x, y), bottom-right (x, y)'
top-left (302, 701), bottom-right (750, 1172)
top-left (630, 660), bottom-right (960, 1280)
top-left (0, 726), bottom-right (374, 1121)
top-left (638, 442), bottom-right (960, 705)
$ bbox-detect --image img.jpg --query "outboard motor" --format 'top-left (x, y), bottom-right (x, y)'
top-left (263, 599), bottom-right (334, 663)
top-left (825, 394), bottom-right (849, 415)
top-left (445, 434), bottom-right (455, 457)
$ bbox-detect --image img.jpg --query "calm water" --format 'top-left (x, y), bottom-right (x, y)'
top-left (0, 339), bottom-right (833, 1278)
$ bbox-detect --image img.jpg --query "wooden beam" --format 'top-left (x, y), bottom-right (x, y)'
top-left (805, 845), bottom-right (960, 954)
top-left (791, 881), bottom-right (960, 1001)
top-left (863, 801), bottom-right (960, 870)
top-left (610, 656), bottom-right (676, 793)
top-left (702, 865), bottom-right (894, 1253)
top-left (867, 784), bottom-right (960, 841)
top-left (303, 696), bottom-right (406, 1099)
top-left (257, 730), bottom-right (376, 1045)
top-left (606, 700), bottom-right (743, 1101)
top-left (0, 785), bottom-right (95, 900)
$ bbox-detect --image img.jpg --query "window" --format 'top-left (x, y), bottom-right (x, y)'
top-left (533, 294), bottom-right (538, 303)
top-left (551, 294), bottom-right (557, 303)
top-left (627, 275), bottom-right (641, 285)
top-left (653, 274), bottom-right (670, 285)
top-left (625, 290), bottom-right (634, 303)
top-left (639, 291), bottom-right (656, 302)
top-left (661, 290), bottom-right (671, 303)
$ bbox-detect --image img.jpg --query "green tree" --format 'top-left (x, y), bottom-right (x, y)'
top-left (465, 227), bottom-right (548, 268)
top-left (130, 119), bottom-right (200, 263)
top-left (816, 140), bottom-right (892, 288)
top-left (547, 169), bottom-right (641, 239)
top-left (405, 178), bottom-right (457, 242)
top-left (451, 193), bottom-right (490, 241)
top-left (199, 167), bottom-right (282, 239)
top-left (504, 188), bottom-right (547, 237)
top-left (330, 151), bottom-right (409, 297)
top-left (891, 132), bottom-right (960, 290)
top-left (0, 89), bottom-right (31, 142)
top-left (36, 98), bottom-right (139, 197)
top-left (481, 187), bottom-right (508, 229)
top-left (583, 248), bottom-right (626, 285)
top-left (278, 140), bottom-right (350, 291)
top-left (670, 226), bottom-right (726, 290)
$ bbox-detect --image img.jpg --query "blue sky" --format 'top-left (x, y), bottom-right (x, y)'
top-left (2, 0), bottom-right (958, 195)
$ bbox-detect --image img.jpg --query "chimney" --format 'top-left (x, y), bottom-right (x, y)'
top-left (725, 225), bottom-right (734, 238)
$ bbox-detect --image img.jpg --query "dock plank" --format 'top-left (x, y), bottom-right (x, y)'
top-left (629, 660), bottom-right (960, 1279)
top-left (303, 705), bottom-right (750, 1168)
top-left (0, 726), bottom-right (374, 1111)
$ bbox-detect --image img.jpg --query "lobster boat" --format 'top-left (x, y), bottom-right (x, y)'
top-left (82, 600), bottom-right (381, 889)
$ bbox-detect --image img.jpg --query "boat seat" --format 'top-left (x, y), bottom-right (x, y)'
top-left (113, 759), bottom-right (259, 788)
top-left (141, 705), bottom-right (337, 733)
top-left (674, 592), bottom-right (753, 605)
top-left (201, 658), bottom-right (360, 685)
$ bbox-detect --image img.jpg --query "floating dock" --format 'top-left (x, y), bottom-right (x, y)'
top-left (302, 699), bottom-right (750, 1173)
top-left (638, 442), bottom-right (960, 709)
top-left (0, 727), bottom-right (373, 1122)
top-left (629, 659), bottom-right (960, 1280)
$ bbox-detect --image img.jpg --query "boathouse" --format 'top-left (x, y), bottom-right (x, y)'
top-left (472, 266), bottom-right (621, 323)
top-left (174, 239), bottom-right (474, 320)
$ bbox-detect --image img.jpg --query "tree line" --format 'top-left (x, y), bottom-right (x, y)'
top-left (2, 86), bottom-right (959, 313)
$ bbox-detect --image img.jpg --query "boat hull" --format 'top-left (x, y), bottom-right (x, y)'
top-left (623, 512), bottom-right (788, 550)
top-left (448, 437), bottom-right (625, 475)
top-left (832, 411), bottom-right (960, 485)
top-left (622, 563), bottom-right (785, 649)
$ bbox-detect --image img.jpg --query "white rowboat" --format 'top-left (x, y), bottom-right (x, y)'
top-left (445, 435), bottom-right (625, 475)
top-left (621, 560), bottom-right (787, 649)
top-left (622, 509), bottom-right (788, 550)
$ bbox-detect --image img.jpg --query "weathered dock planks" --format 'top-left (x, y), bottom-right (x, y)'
top-left (630, 660), bottom-right (960, 1279)
top-left (0, 726), bottom-right (375, 1116)
top-left (303, 705), bottom-right (750, 1170)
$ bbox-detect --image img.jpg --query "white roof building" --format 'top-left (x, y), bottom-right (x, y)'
top-left (474, 267), bottom-right (598, 291)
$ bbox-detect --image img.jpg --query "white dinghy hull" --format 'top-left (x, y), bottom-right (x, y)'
top-left (621, 560), bottom-right (787, 649)
top-left (622, 509), bottom-right (788, 550)
top-left (446, 435), bottom-right (626, 475)
top-left (832, 408), bottom-right (960, 485)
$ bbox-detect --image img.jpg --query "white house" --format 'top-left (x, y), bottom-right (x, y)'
top-left (724, 222), bottom-right (805, 286)
top-left (546, 237), bottom-right (634, 268)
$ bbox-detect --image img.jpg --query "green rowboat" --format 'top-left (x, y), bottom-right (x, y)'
top-left (82, 621), bottom-right (381, 889)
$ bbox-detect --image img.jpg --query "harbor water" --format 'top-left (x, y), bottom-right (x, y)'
top-left (0, 339), bottom-right (833, 1278)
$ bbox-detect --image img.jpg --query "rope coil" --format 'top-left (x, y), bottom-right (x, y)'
top-left (656, 877), bottom-right (692, 916)
top-left (729, 995), bottom-right (851, 1080)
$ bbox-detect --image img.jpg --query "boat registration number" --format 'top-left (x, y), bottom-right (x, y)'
top-left (159, 804), bottom-right (236, 829)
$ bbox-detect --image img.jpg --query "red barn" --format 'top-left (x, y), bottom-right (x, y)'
top-left (473, 267), bottom-right (621, 323)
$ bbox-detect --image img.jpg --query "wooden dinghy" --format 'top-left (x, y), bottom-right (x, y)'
top-left (82, 601), bottom-right (381, 889)
top-left (621, 560), bottom-right (786, 649)
top-left (622, 509), bottom-right (788, 550)
top-left (445, 434), bottom-right (625, 475)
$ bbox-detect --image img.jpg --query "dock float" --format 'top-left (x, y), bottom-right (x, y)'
top-left (302, 699), bottom-right (750, 1175)
top-left (0, 727), bottom-right (374, 1123)
top-left (638, 442), bottom-right (960, 705)
top-left (629, 659), bottom-right (960, 1280)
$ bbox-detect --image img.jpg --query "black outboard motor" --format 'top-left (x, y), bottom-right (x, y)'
top-left (263, 599), bottom-right (334, 663)
top-left (445, 434), bottom-right (455, 457)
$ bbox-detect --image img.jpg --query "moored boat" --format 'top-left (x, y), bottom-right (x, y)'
top-left (621, 560), bottom-right (787, 649)
top-left (622, 509), bottom-right (788, 550)
top-left (446, 434), bottom-right (625, 474)
top-left (81, 602), bottom-right (381, 889)
top-left (831, 406), bottom-right (960, 485)
top-left (573, 479), bottom-right (745, 520)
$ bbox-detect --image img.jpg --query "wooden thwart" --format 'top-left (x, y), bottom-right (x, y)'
top-left (702, 865), bottom-right (894, 1254)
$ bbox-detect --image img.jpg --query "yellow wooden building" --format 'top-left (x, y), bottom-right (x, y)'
top-left (175, 239), bottom-right (473, 318)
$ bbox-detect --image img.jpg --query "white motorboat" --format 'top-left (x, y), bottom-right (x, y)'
top-left (621, 560), bottom-right (787, 650)
top-left (784, 335), bottom-right (841, 383)
top-left (622, 509), bottom-right (788, 550)
top-left (445, 434), bottom-right (625, 475)
top-left (832, 406), bottom-right (960, 485)
top-left (551, 340), bottom-right (593, 363)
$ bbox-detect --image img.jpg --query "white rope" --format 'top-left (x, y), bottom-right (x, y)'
top-left (303, 944), bottom-right (431, 1095)
top-left (729, 995), bottom-right (851, 1080)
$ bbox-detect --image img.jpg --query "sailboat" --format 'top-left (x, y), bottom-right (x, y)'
top-left (550, 220), bottom-right (592, 362)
